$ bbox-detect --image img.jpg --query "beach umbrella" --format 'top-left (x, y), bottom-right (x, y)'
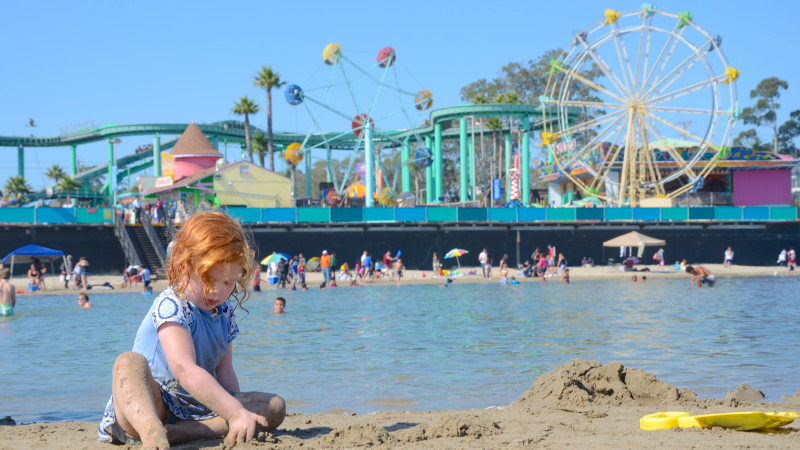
top-left (305, 256), bottom-right (321, 272)
top-left (444, 248), bottom-right (469, 267)
top-left (260, 252), bottom-right (291, 265)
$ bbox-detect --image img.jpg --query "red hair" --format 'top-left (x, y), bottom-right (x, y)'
top-left (167, 211), bottom-right (256, 309)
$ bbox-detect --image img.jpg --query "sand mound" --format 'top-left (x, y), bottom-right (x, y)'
top-left (724, 383), bottom-right (765, 406)
top-left (321, 423), bottom-right (396, 447)
top-left (515, 358), bottom-right (696, 409)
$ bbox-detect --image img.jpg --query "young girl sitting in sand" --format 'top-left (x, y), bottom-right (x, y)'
top-left (98, 211), bottom-right (285, 447)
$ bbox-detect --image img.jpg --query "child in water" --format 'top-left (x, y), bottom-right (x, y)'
top-left (98, 212), bottom-right (285, 447)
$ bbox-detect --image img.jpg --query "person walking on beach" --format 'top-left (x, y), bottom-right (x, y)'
top-left (724, 247), bottom-right (734, 269)
top-left (788, 248), bottom-right (797, 275)
top-left (97, 211), bottom-right (285, 447)
top-left (394, 258), bottom-right (405, 287)
top-left (0, 268), bottom-right (15, 317)
top-left (686, 265), bottom-right (716, 288)
top-left (478, 248), bottom-right (488, 278)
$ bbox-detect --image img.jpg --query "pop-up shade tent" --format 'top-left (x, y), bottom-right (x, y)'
top-left (602, 231), bottom-right (666, 248)
top-left (601, 231), bottom-right (666, 265)
top-left (2, 244), bottom-right (67, 277)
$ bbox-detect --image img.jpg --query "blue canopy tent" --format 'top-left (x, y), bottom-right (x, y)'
top-left (2, 244), bottom-right (67, 277)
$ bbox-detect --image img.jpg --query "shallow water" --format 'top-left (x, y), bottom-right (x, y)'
top-left (2, 275), bottom-right (799, 423)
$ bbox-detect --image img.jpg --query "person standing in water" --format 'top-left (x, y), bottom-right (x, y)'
top-left (0, 268), bottom-right (15, 317)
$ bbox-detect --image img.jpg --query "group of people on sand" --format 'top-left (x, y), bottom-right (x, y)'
top-left (477, 245), bottom-right (570, 285)
top-left (258, 248), bottom-right (407, 291)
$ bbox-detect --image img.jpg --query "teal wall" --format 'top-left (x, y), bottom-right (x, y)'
top-left (0, 206), bottom-right (797, 225)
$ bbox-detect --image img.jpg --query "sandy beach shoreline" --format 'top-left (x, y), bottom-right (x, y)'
top-left (5, 264), bottom-right (799, 448)
top-left (2, 359), bottom-right (800, 449)
top-left (8, 263), bottom-right (788, 296)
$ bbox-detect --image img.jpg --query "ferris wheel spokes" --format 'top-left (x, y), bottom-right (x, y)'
top-left (575, 32), bottom-right (630, 98)
top-left (648, 75), bottom-right (724, 106)
top-left (558, 112), bottom-right (627, 181)
top-left (610, 22), bottom-right (637, 97)
top-left (639, 20), bottom-right (684, 99)
top-left (553, 64), bottom-right (626, 103)
top-left (641, 116), bottom-right (700, 181)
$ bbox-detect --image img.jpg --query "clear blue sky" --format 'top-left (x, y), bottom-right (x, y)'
top-left (1, 0), bottom-right (798, 190)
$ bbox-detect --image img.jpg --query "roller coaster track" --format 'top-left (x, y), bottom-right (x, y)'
top-left (0, 104), bottom-right (571, 202)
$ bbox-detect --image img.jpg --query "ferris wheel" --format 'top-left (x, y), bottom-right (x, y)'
top-left (284, 44), bottom-right (433, 203)
top-left (541, 5), bottom-right (739, 206)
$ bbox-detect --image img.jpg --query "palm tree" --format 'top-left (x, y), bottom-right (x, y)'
top-left (254, 65), bottom-right (286, 172)
top-left (56, 175), bottom-right (83, 205)
top-left (45, 164), bottom-right (67, 184)
top-left (252, 132), bottom-right (269, 168)
top-left (4, 175), bottom-right (32, 205)
top-left (231, 96), bottom-right (260, 163)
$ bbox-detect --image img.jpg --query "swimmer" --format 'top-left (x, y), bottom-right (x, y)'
top-left (631, 275), bottom-right (638, 282)
top-left (561, 268), bottom-right (570, 284)
top-left (0, 268), bottom-right (15, 317)
top-left (510, 276), bottom-right (520, 285)
top-left (78, 292), bottom-right (93, 308)
top-left (685, 265), bottom-right (715, 288)
top-left (438, 278), bottom-right (454, 288)
top-left (638, 275), bottom-right (647, 283)
top-left (274, 297), bottom-right (286, 314)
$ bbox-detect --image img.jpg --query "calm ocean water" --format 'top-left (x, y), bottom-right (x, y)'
top-left (2, 275), bottom-right (799, 423)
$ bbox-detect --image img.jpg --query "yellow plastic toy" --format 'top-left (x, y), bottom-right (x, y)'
top-left (641, 411), bottom-right (798, 431)
top-left (639, 412), bottom-right (691, 430)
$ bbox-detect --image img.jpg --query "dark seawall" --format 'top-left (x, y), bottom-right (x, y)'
top-left (2, 222), bottom-right (797, 275)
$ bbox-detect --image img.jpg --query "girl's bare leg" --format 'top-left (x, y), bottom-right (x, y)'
top-left (111, 352), bottom-right (170, 449)
top-left (166, 392), bottom-right (286, 444)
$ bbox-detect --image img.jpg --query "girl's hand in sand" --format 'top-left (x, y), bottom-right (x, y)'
top-left (225, 409), bottom-right (268, 446)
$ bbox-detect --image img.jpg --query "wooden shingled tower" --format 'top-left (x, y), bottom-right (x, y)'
top-left (171, 122), bottom-right (223, 158)
top-left (170, 122), bottom-right (224, 181)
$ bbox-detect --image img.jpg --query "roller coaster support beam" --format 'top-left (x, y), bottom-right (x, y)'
top-left (17, 146), bottom-right (24, 178)
top-left (425, 136), bottom-right (432, 204)
top-left (365, 123), bottom-right (374, 207)
top-left (434, 122), bottom-right (443, 203)
top-left (153, 135), bottom-right (161, 177)
top-left (522, 116), bottom-right (530, 207)
top-left (70, 144), bottom-right (77, 176)
top-left (401, 142), bottom-right (411, 193)
top-left (326, 146), bottom-right (333, 183)
top-left (107, 139), bottom-right (115, 202)
top-left (459, 119), bottom-right (468, 202)
top-left (305, 145), bottom-right (312, 197)
top-left (469, 136), bottom-right (476, 201)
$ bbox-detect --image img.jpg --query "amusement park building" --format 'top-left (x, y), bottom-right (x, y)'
top-left (141, 123), bottom-right (291, 208)
top-left (536, 144), bottom-right (798, 207)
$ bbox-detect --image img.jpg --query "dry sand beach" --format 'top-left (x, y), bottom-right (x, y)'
top-left (3, 264), bottom-right (798, 449)
top-left (2, 358), bottom-right (800, 449)
top-left (6, 263), bottom-right (788, 295)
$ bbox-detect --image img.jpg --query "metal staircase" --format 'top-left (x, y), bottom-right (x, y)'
top-left (117, 211), bottom-right (170, 279)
